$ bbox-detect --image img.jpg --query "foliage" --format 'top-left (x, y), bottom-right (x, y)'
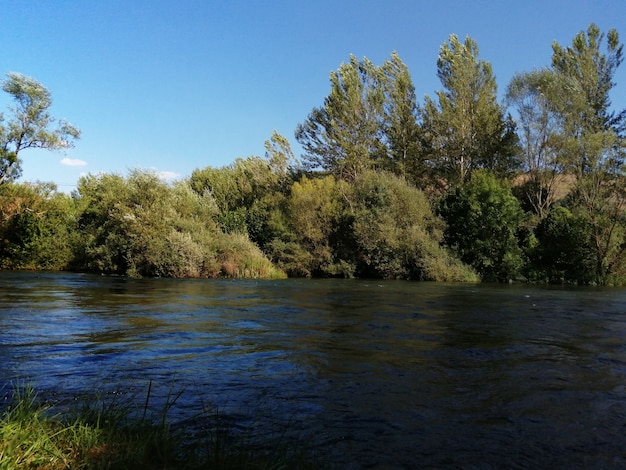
top-left (0, 73), bottom-right (80, 184)
top-left (296, 53), bottom-right (422, 183)
top-left (74, 170), bottom-right (284, 279)
top-left (378, 52), bottom-right (423, 181)
top-left (530, 206), bottom-right (596, 283)
top-left (296, 55), bottom-right (385, 181)
top-left (272, 175), bottom-right (350, 277)
top-left (262, 171), bottom-right (476, 281)
top-left (0, 182), bottom-right (77, 269)
top-left (439, 171), bottom-right (525, 282)
top-left (550, 24), bottom-right (626, 283)
top-left (3, 25), bottom-right (626, 283)
top-left (347, 170), bottom-right (477, 281)
top-left (189, 139), bottom-right (296, 238)
top-left (421, 35), bottom-right (519, 189)
top-left (506, 69), bottom-right (570, 217)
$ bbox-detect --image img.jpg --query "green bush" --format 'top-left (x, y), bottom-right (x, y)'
top-left (0, 182), bottom-right (77, 270)
top-left (347, 170), bottom-right (477, 281)
top-left (74, 170), bottom-right (284, 279)
top-left (531, 206), bottom-right (596, 283)
top-left (439, 171), bottom-right (524, 282)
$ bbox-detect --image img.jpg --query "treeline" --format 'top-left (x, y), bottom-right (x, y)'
top-left (1, 24), bottom-right (625, 284)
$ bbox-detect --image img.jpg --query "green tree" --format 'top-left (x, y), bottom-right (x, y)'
top-left (189, 157), bottom-right (268, 233)
top-left (506, 69), bottom-right (569, 217)
top-left (0, 73), bottom-right (80, 183)
top-left (282, 175), bottom-right (350, 276)
top-left (264, 130), bottom-right (299, 182)
top-left (439, 171), bottom-right (525, 281)
top-left (75, 170), bottom-right (283, 279)
top-left (552, 24), bottom-right (623, 149)
top-left (550, 24), bottom-right (626, 283)
top-left (295, 53), bottom-right (422, 182)
top-left (190, 141), bottom-right (295, 237)
top-left (421, 35), bottom-right (519, 189)
top-left (379, 52), bottom-right (424, 184)
top-left (296, 55), bottom-right (385, 180)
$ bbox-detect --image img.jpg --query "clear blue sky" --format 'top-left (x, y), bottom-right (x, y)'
top-left (1, 0), bottom-right (624, 192)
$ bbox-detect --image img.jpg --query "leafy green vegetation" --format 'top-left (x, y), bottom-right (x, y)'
top-left (438, 171), bottom-right (524, 282)
top-left (0, 384), bottom-right (321, 470)
top-left (1, 23), bottom-right (625, 284)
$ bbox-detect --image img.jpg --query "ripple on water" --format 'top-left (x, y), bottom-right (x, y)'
top-left (2, 274), bottom-right (626, 468)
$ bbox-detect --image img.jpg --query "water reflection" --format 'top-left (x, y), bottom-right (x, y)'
top-left (1, 272), bottom-right (626, 468)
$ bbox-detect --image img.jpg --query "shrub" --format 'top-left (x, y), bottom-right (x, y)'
top-left (439, 171), bottom-right (525, 282)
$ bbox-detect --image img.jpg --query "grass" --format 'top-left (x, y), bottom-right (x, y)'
top-left (0, 383), bottom-right (323, 470)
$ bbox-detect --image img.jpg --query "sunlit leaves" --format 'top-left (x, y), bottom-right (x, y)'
top-left (0, 73), bottom-right (80, 184)
top-left (421, 35), bottom-right (519, 189)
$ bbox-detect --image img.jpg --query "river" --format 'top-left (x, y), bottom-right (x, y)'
top-left (1, 271), bottom-right (626, 468)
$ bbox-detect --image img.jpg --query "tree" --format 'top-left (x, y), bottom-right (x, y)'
top-left (550, 24), bottom-right (626, 283)
top-left (379, 52), bottom-right (424, 184)
top-left (190, 144), bottom-right (295, 237)
top-left (286, 175), bottom-right (349, 276)
top-left (438, 171), bottom-right (525, 281)
top-left (506, 69), bottom-right (569, 217)
top-left (295, 53), bottom-right (422, 182)
top-left (296, 55), bottom-right (385, 180)
top-left (0, 182), bottom-right (78, 269)
top-left (552, 24), bottom-right (623, 147)
top-left (75, 170), bottom-right (283, 279)
top-left (421, 35), bottom-right (519, 189)
top-left (0, 73), bottom-right (80, 183)
top-left (264, 130), bottom-right (299, 180)
top-left (347, 170), bottom-right (477, 281)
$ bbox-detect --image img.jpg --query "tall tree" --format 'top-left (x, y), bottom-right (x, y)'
top-left (296, 55), bottom-right (385, 181)
top-left (295, 53), bottom-right (421, 182)
top-left (0, 73), bottom-right (80, 183)
top-left (552, 24), bottom-right (624, 146)
top-left (379, 52), bottom-right (423, 184)
top-left (550, 24), bottom-right (626, 283)
top-left (506, 69), bottom-right (568, 217)
top-left (421, 35), bottom-right (518, 189)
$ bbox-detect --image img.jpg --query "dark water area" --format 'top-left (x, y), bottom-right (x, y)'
top-left (1, 271), bottom-right (626, 468)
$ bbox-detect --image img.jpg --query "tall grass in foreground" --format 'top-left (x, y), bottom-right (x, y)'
top-left (0, 384), bottom-right (322, 470)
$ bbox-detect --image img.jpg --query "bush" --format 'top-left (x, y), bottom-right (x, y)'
top-left (0, 182), bottom-right (77, 270)
top-left (531, 206), bottom-right (596, 283)
top-left (439, 171), bottom-right (525, 282)
top-left (347, 170), bottom-right (477, 281)
top-left (74, 171), bottom-right (284, 279)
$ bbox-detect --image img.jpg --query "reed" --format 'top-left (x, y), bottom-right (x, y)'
top-left (0, 383), bottom-right (322, 469)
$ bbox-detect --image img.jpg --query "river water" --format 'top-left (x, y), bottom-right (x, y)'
top-left (1, 271), bottom-right (626, 468)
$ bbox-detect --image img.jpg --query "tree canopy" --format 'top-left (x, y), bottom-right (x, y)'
top-left (421, 35), bottom-right (519, 189)
top-left (0, 73), bottom-right (80, 184)
top-left (2, 23), bottom-right (626, 285)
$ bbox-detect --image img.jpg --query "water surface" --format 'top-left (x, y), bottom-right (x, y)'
top-left (1, 272), bottom-right (626, 468)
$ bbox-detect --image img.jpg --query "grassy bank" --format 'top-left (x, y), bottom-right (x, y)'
top-left (0, 384), bottom-right (322, 470)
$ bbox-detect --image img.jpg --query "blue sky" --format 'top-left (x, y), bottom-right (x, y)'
top-left (1, 0), bottom-right (624, 192)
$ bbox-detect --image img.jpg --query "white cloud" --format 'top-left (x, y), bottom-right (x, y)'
top-left (157, 170), bottom-right (180, 180)
top-left (60, 157), bottom-right (87, 167)
top-left (148, 168), bottom-right (180, 180)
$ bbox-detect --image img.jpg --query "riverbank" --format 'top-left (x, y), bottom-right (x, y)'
top-left (0, 384), bottom-right (323, 470)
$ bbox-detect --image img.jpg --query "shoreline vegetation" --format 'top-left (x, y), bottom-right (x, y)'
top-left (0, 384), bottom-right (323, 470)
top-left (1, 24), bottom-right (625, 285)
